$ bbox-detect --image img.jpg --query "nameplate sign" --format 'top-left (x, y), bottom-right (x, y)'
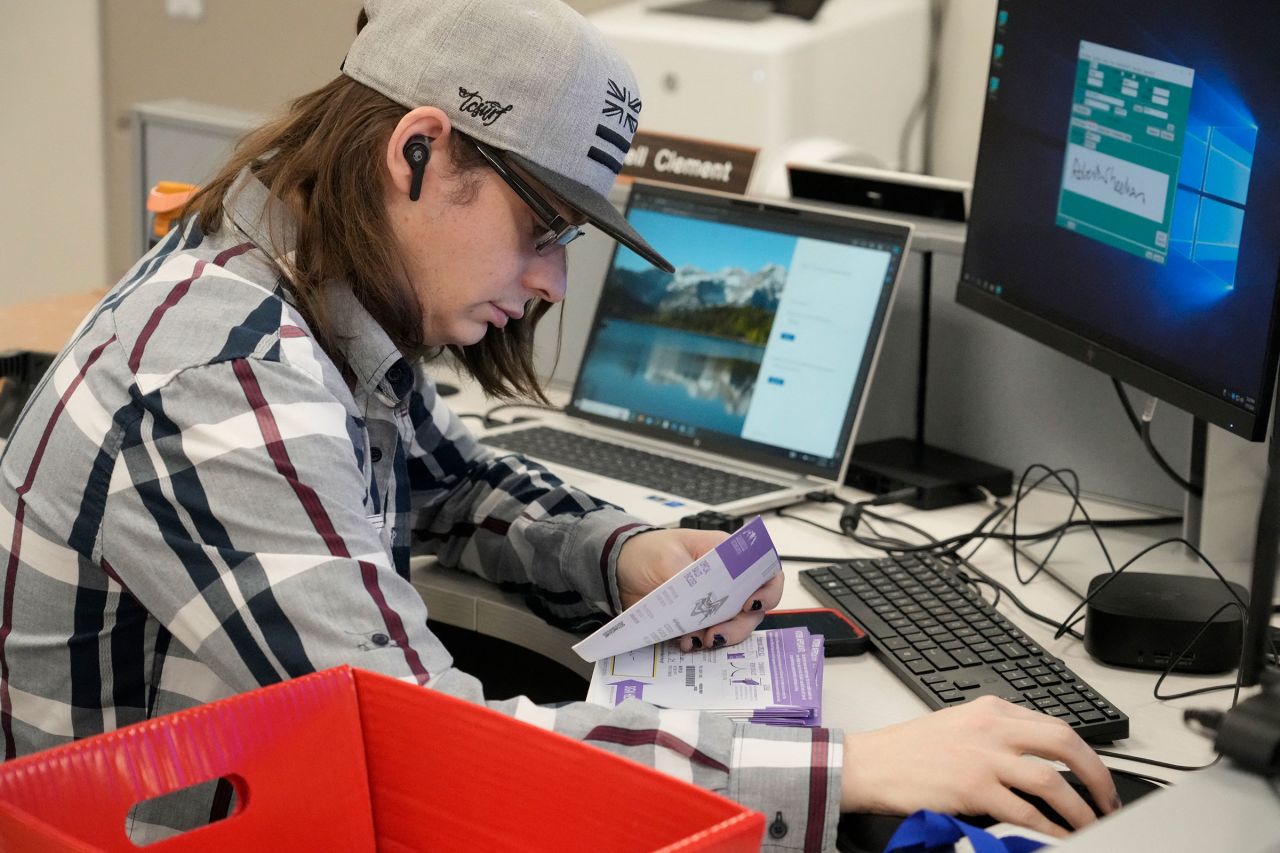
top-left (621, 132), bottom-right (758, 195)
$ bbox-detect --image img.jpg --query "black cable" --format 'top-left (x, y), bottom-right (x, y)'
top-left (1152, 600), bottom-right (1246, 706)
top-left (1113, 379), bottom-right (1203, 498)
top-left (837, 468), bottom-right (1176, 562)
top-left (944, 552), bottom-right (1086, 640)
top-left (479, 401), bottom-right (561, 428)
top-left (1011, 465), bottom-right (1125, 586)
top-left (1094, 748), bottom-right (1222, 774)
top-left (1141, 420), bottom-right (1203, 498)
top-left (857, 513), bottom-right (921, 551)
top-left (774, 506), bottom-right (844, 538)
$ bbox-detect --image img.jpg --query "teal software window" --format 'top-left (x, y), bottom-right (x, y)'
top-left (1056, 41), bottom-right (1257, 287)
top-left (1056, 42), bottom-right (1194, 266)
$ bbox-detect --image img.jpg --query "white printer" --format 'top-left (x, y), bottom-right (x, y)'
top-left (588, 0), bottom-right (931, 175)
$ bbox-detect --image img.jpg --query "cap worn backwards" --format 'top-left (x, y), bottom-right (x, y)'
top-left (342, 0), bottom-right (673, 272)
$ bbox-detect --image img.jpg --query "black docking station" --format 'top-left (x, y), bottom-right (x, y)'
top-left (845, 437), bottom-right (1013, 511)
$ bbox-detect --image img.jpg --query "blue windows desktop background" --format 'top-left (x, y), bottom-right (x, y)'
top-left (962, 1), bottom-right (1280, 412)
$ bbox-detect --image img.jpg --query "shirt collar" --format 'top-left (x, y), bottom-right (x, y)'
top-left (224, 166), bottom-right (415, 406)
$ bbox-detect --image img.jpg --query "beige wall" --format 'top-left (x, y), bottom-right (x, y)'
top-left (0, 2), bottom-right (107, 308)
top-left (100, 0), bottom-right (362, 279)
top-left (931, 0), bottom-right (997, 181)
top-left (1, 0), bottom-right (997, 307)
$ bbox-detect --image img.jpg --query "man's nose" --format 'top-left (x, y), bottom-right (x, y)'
top-left (524, 251), bottom-right (568, 304)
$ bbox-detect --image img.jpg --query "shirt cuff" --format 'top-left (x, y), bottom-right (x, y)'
top-left (560, 507), bottom-right (655, 614)
top-left (729, 724), bottom-right (843, 852)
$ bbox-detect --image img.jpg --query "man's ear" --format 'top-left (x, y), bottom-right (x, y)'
top-left (385, 107), bottom-right (453, 201)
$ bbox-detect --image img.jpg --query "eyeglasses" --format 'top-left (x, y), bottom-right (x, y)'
top-left (469, 139), bottom-right (585, 255)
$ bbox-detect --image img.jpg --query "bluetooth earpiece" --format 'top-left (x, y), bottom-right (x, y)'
top-left (403, 134), bottom-right (431, 202)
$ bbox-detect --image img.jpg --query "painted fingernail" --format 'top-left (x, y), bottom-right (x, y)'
top-left (712, 634), bottom-right (726, 648)
top-left (691, 636), bottom-right (703, 650)
top-left (1111, 795), bottom-right (1123, 811)
top-left (750, 599), bottom-right (762, 611)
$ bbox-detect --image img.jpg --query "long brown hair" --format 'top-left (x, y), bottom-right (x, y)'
top-left (182, 74), bottom-right (554, 401)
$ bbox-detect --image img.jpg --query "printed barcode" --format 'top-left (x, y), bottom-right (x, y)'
top-left (685, 668), bottom-right (696, 688)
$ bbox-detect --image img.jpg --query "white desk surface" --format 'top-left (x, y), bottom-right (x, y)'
top-left (410, 372), bottom-right (1273, 792)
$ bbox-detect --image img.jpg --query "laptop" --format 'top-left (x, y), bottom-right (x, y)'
top-left (481, 181), bottom-right (912, 526)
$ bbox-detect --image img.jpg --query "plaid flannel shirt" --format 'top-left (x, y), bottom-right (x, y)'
top-left (0, 168), bottom-right (841, 849)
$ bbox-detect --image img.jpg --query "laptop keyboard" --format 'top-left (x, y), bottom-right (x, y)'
top-left (800, 554), bottom-right (1129, 743)
top-left (479, 425), bottom-right (784, 505)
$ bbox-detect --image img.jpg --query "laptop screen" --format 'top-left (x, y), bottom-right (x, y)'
top-left (567, 182), bottom-right (910, 482)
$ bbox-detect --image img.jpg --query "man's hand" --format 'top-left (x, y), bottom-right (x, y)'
top-left (841, 696), bottom-right (1121, 838)
top-left (616, 528), bottom-right (784, 652)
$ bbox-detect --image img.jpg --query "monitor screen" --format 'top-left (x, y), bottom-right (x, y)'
top-left (957, 0), bottom-right (1280, 440)
top-left (568, 184), bottom-right (907, 479)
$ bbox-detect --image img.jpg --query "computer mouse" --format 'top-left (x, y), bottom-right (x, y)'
top-left (834, 768), bottom-right (1165, 852)
top-left (1005, 768), bottom-right (1164, 833)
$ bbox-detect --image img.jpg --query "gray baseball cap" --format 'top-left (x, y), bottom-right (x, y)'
top-left (343, 0), bottom-right (674, 273)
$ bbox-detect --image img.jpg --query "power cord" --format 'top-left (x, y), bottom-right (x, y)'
top-left (479, 401), bottom-right (561, 429)
top-left (1113, 379), bottom-right (1203, 497)
top-left (1184, 663), bottom-right (1280, 777)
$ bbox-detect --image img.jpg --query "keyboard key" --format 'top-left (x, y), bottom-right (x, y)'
top-left (923, 649), bottom-right (959, 671)
top-left (998, 643), bottom-right (1029, 659)
top-left (936, 690), bottom-right (965, 703)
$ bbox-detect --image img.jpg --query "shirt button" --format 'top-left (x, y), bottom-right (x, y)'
top-left (371, 633), bottom-right (390, 647)
top-left (768, 812), bottom-right (788, 840)
top-left (370, 447), bottom-right (383, 463)
top-left (386, 364), bottom-right (406, 384)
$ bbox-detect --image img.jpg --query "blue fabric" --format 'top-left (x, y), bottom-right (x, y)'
top-left (884, 810), bottom-right (1046, 853)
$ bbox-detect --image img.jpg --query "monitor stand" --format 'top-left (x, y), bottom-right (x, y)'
top-left (1240, 407), bottom-right (1280, 685)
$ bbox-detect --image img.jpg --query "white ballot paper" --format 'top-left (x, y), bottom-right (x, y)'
top-left (573, 515), bottom-right (780, 662)
top-left (586, 626), bottom-right (825, 727)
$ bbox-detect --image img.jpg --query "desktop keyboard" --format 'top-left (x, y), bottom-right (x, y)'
top-left (800, 555), bottom-right (1129, 743)
top-left (480, 426), bottom-right (783, 505)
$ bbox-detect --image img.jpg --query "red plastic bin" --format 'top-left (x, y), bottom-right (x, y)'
top-left (0, 665), bottom-right (763, 851)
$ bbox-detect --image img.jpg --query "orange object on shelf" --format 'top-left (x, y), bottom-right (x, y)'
top-left (0, 665), bottom-right (764, 852)
top-left (147, 181), bottom-right (199, 240)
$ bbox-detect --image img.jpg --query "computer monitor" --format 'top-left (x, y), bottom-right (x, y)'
top-left (956, 1), bottom-right (1280, 683)
top-left (957, 0), bottom-right (1280, 443)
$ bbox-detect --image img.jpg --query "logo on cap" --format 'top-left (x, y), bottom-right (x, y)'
top-left (602, 79), bottom-right (641, 133)
top-left (589, 80), bottom-right (641, 175)
top-left (457, 88), bottom-right (513, 126)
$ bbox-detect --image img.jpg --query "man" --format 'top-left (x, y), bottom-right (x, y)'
top-left (0, 0), bottom-right (1118, 847)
